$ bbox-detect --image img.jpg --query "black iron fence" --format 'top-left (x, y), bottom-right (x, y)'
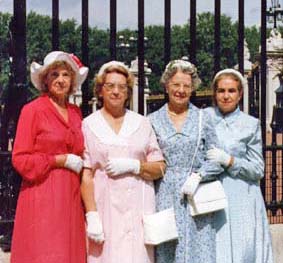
top-left (248, 65), bottom-right (283, 224)
top-left (248, 64), bottom-right (260, 119)
top-left (265, 130), bottom-right (283, 224)
top-left (0, 0), bottom-right (281, 251)
top-left (0, 151), bottom-right (21, 251)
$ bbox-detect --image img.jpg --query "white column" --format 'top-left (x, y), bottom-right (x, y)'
top-left (234, 39), bottom-right (252, 114)
top-left (129, 58), bottom-right (152, 115)
top-left (266, 28), bottom-right (283, 130)
top-left (132, 77), bottom-right (139, 113)
top-left (242, 75), bottom-right (249, 114)
top-left (266, 58), bottom-right (283, 130)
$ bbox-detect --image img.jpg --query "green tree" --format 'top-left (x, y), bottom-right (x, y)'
top-left (245, 26), bottom-right (260, 62)
top-left (89, 27), bottom-right (110, 74)
top-left (59, 18), bottom-right (80, 55)
top-left (0, 12), bottom-right (13, 102)
top-left (26, 12), bottom-right (52, 64)
top-left (145, 25), bottom-right (166, 94)
top-left (195, 12), bottom-right (238, 88)
top-left (0, 11), bottom-right (268, 99)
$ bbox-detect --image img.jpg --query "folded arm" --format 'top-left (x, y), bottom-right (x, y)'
top-left (226, 121), bottom-right (264, 182)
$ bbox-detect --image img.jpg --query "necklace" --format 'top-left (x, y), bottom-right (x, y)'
top-left (167, 108), bottom-right (188, 116)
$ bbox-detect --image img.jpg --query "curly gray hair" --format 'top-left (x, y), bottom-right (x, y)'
top-left (160, 59), bottom-right (201, 90)
top-left (94, 61), bottom-right (134, 107)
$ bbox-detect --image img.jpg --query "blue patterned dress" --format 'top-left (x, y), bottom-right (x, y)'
top-left (149, 103), bottom-right (224, 263)
top-left (204, 107), bottom-right (273, 263)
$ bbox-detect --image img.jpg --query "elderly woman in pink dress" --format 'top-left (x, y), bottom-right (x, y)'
top-left (81, 61), bottom-right (165, 263)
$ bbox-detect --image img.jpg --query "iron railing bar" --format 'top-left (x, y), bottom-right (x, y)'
top-left (260, 0), bottom-right (267, 198)
top-left (189, 0), bottom-right (196, 65)
top-left (214, 0), bottom-right (221, 75)
top-left (81, 0), bottom-right (89, 117)
top-left (138, 0), bottom-right (145, 115)
top-left (52, 0), bottom-right (59, 50)
top-left (110, 0), bottom-right (117, 60)
top-left (238, 0), bottom-right (244, 75)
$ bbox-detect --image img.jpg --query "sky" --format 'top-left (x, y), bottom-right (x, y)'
top-left (0, 0), bottom-right (277, 29)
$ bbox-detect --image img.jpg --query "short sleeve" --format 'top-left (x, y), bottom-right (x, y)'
top-left (82, 120), bottom-right (94, 169)
top-left (145, 118), bottom-right (164, 162)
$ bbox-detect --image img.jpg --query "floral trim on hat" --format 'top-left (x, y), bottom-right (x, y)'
top-left (69, 53), bottom-right (84, 68)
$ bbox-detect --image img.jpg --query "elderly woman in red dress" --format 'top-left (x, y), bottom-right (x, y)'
top-left (11, 51), bottom-right (88, 263)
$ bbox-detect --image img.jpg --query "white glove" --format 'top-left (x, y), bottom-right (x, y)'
top-left (181, 172), bottom-right (202, 198)
top-left (105, 158), bottom-right (140, 176)
top-left (86, 211), bottom-right (105, 243)
top-left (206, 147), bottom-right (231, 167)
top-left (64, 154), bottom-right (83, 174)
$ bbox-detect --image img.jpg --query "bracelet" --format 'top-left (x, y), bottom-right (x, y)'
top-left (139, 161), bottom-right (145, 175)
top-left (227, 156), bottom-right (234, 168)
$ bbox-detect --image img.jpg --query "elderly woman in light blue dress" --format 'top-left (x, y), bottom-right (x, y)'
top-left (205, 69), bottom-right (273, 263)
top-left (149, 60), bottom-right (224, 263)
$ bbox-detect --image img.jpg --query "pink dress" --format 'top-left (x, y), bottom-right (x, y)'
top-left (11, 95), bottom-right (86, 263)
top-left (82, 110), bottom-right (164, 263)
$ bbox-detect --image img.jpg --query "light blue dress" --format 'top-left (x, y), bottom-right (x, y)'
top-left (205, 106), bottom-right (273, 263)
top-left (149, 103), bottom-right (224, 263)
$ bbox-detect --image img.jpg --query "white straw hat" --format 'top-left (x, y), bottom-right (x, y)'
top-left (30, 51), bottom-right (89, 92)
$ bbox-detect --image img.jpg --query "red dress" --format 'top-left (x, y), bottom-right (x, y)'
top-left (11, 95), bottom-right (86, 263)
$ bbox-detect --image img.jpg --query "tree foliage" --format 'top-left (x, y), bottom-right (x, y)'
top-left (0, 11), bottom-right (273, 98)
top-left (0, 12), bottom-right (13, 102)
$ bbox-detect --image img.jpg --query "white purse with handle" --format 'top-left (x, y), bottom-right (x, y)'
top-left (143, 206), bottom-right (178, 245)
top-left (188, 110), bottom-right (228, 216)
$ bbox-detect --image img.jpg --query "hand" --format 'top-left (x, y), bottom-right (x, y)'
top-left (181, 172), bottom-right (202, 198)
top-left (64, 154), bottom-right (83, 174)
top-left (86, 211), bottom-right (105, 243)
top-left (206, 147), bottom-right (231, 167)
top-left (105, 158), bottom-right (140, 176)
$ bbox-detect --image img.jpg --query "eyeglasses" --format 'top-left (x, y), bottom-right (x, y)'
top-left (103, 82), bottom-right (128, 92)
top-left (168, 82), bottom-right (192, 90)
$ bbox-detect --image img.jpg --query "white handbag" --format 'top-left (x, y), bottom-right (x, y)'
top-left (142, 179), bottom-right (178, 246)
top-left (143, 206), bottom-right (178, 245)
top-left (187, 110), bottom-right (228, 217)
top-left (188, 180), bottom-right (227, 216)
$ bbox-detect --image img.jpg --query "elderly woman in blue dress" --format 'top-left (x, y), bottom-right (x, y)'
top-left (149, 60), bottom-right (224, 263)
top-left (205, 69), bottom-right (273, 263)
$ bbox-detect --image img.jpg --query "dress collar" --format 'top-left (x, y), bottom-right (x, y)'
top-left (214, 106), bottom-right (240, 125)
top-left (41, 94), bottom-right (71, 127)
top-left (159, 103), bottom-right (198, 138)
top-left (84, 109), bottom-right (143, 145)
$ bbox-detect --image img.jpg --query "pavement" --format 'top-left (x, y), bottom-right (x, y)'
top-left (1, 225), bottom-right (282, 263)
top-left (0, 250), bottom-right (10, 263)
top-left (270, 224), bottom-right (283, 263)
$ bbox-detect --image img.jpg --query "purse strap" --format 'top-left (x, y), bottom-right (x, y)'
top-left (142, 109), bottom-right (203, 212)
top-left (184, 109), bottom-right (203, 262)
top-left (188, 109), bottom-right (203, 175)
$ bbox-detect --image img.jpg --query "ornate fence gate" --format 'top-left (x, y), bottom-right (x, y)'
top-left (0, 0), bottom-right (282, 251)
top-left (248, 60), bottom-right (283, 224)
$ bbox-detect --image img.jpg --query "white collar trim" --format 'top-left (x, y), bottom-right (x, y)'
top-left (84, 109), bottom-right (143, 145)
